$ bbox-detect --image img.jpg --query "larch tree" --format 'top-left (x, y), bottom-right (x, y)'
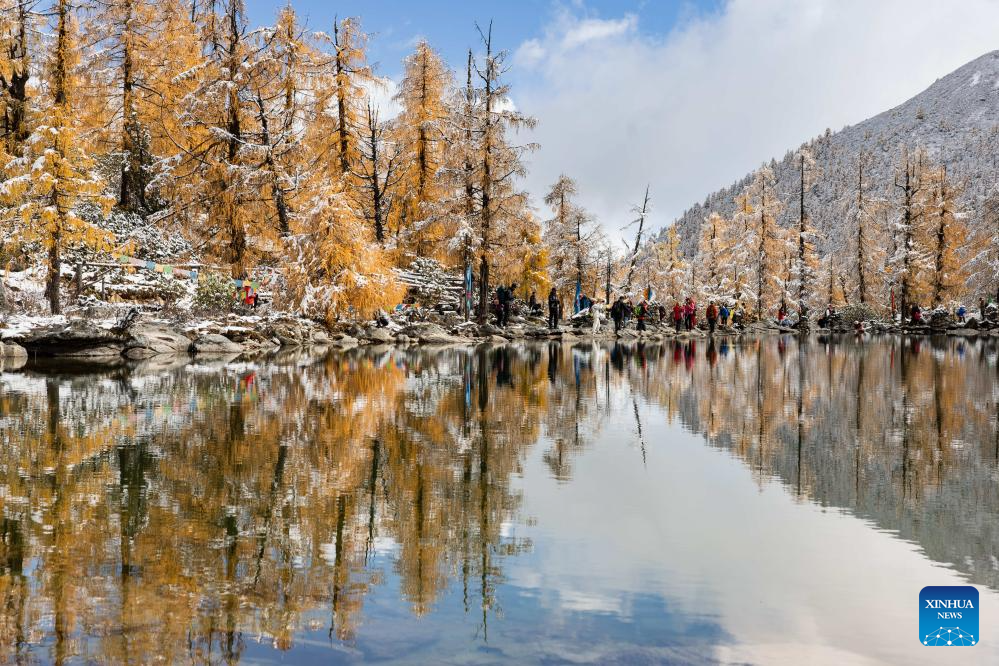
top-left (472, 22), bottom-right (537, 323)
top-left (696, 211), bottom-right (730, 302)
top-left (658, 226), bottom-right (687, 304)
top-left (790, 147), bottom-right (820, 320)
top-left (841, 150), bottom-right (887, 306)
top-left (970, 184), bottom-right (999, 305)
top-left (356, 103), bottom-right (403, 245)
top-left (729, 192), bottom-right (755, 307)
top-left (0, 0), bottom-right (35, 158)
top-left (160, 0), bottom-right (269, 278)
top-left (0, 0), bottom-right (111, 313)
top-left (742, 164), bottom-right (785, 319)
top-left (889, 147), bottom-right (931, 317)
top-left (250, 4), bottom-right (310, 236)
top-left (392, 40), bottom-right (452, 260)
top-left (543, 175), bottom-right (595, 303)
top-left (925, 166), bottom-right (969, 307)
top-left (86, 0), bottom-right (160, 212)
top-left (319, 16), bottom-right (370, 182)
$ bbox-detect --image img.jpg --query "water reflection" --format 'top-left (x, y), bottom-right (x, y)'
top-left (0, 336), bottom-right (997, 663)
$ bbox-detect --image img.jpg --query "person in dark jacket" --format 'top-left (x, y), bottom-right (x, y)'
top-left (611, 296), bottom-right (626, 333)
top-left (547, 288), bottom-right (560, 330)
top-left (636, 300), bottom-right (649, 332)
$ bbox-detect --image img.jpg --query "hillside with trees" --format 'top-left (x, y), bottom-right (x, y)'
top-left (658, 50), bottom-right (999, 319)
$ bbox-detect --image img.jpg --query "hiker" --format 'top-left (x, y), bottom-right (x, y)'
top-left (636, 300), bottom-right (649, 332)
top-left (910, 304), bottom-right (922, 324)
top-left (529, 290), bottom-right (539, 315)
top-left (957, 304), bottom-right (967, 323)
top-left (706, 301), bottom-right (718, 335)
top-left (719, 303), bottom-right (730, 327)
top-left (981, 297), bottom-right (988, 321)
top-left (777, 303), bottom-right (788, 326)
top-left (611, 296), bottom-right (626, 333)
top-left (492, 288), bottom-right (503, 325)
top-left (547, 288), bottom-right (560, 330)
top-left (684, 298), bottom-right (696, 331)
top-left (657, 303), bottom-right (667, 324)
top-left (623, 298), bottom-right (634, 325)
top-left (672, 301), bottom-right (683, 332)
top-left (592, 299), bottom-right (604, 334)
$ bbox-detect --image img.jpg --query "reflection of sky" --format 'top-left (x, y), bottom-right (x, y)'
top-left (502, 396), bottom-right (999, 665)
top-left (237, 380), bottom-right (999, 665)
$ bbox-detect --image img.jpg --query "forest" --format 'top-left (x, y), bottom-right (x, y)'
top-left (0, 0), bottom-right (994, 326)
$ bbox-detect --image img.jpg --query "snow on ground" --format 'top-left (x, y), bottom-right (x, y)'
top-left (0, 314), bottom-right (68, 340)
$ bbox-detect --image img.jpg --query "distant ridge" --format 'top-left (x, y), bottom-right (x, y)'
top-left (665, 50), bottom-right (999, 254)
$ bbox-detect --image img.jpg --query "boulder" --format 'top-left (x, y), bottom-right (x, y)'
top-left (479, 323), bottom-right (504, 336)
top-left (1, 342), bottom-right (27, 358)
top-left (487, 335), bottom-right (508, 344)
top-left (329, 335), bottom-right (359, 349)
top-left (0, 353), bottom-right (26, 371)
top-left (124, 323), bottom-right (191, 358)
top-left (13, 319), bottom-right (127, 357)
top-left (191, 333), bottom-right (242, 354)
top-left (364, 326), bottom-right (394, 344)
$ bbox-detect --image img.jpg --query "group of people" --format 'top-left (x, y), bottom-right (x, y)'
top-left (496, 284), bottom-right (750, 337)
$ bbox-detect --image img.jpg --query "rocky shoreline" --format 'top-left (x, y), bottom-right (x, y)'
top-left (1, 309), bottom-right (994, 371)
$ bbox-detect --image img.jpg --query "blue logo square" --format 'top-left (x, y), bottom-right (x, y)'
top-left (920, 586), bottom-right (979, 646)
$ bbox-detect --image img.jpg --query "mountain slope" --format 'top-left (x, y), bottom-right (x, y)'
top-left (666, 50), bottom-right (999, 255)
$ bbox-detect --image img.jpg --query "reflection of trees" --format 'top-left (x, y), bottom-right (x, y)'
top-left (0, 344), bottom-right (603, 662)
top-left (6, 336), bottom-right (996, 661)
top-left (627, 334), bottom-right (999, 591)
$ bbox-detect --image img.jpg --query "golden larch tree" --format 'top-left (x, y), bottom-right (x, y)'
top-left (0, 0), bottom-right (111, 313)
top-left (392, 40), bottom-right (453, 260)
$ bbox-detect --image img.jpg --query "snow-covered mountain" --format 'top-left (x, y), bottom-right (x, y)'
top-left (666, 50), bottom-right (999, 254)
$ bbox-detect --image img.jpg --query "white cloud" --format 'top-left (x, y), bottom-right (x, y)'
top-left (514, 0), bottom-right (999, 241)
top-left (361, 75), bottom-right (402, 120)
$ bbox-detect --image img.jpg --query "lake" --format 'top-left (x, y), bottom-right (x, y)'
top-left (1, 336), bottom-right (997, 664)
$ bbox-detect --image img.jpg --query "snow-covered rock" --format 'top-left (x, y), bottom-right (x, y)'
top-left (10, 318), bottom-right (127, 357)
top-left (124, 323), bottom-right (192, 358)
top-left (191, 334), bottom-right (242, 354)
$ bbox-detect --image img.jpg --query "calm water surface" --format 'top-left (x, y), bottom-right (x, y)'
top-left (1, 336), bottom-right (998, 665)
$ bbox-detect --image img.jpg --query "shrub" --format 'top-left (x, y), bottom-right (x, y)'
top-left (193, 273), bottom-right (235, 315)
top-left (838, 303), bottom-right (883, 323)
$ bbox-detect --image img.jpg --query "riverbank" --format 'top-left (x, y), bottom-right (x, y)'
top-left (2, 308), bottom-right (993, 371)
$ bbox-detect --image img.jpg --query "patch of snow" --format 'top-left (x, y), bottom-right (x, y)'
top-left (971, 71), bottom-right (982, 86)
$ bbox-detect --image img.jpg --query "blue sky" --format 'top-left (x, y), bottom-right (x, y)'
top-left (244, 0), bottom-right (722, 80)
top-left (244, 0), bottom-right (999, 238)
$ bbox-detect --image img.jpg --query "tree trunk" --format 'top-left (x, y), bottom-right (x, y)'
top-left (624, 185), bottom-right (650, 296)
top-left (48, 233), bottom-right (62, 315)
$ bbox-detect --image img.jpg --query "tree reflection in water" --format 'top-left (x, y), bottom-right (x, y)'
top-left (0, 335), bottom-right (997, 662)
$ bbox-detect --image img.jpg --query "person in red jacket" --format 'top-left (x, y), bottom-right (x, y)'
top-left (684, 298), bottom-right (697, 331)
top-left (672, 302), bottom-right (683, 332)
